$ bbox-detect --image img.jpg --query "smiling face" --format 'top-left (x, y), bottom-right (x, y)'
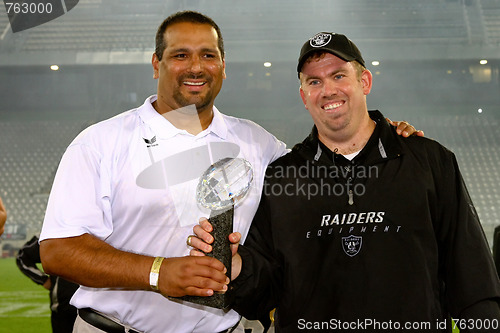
top-left (152, 21), bottom-right (226, 115)
top-left (299, 52), bottom-right (372, 141)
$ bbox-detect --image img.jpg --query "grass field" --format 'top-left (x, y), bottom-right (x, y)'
top-left (0, 257), bottom-right (51, 333)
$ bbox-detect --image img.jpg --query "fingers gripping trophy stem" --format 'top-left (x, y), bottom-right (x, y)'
top-left (206, 206), bottom-right (233, 281)
top-left (175, 206), bottom-right (234, 309)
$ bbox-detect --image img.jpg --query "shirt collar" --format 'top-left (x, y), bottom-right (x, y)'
top-left (207, 106), bottom-right (228, 140)
top-left (138, 95), bottom-right (228, 140)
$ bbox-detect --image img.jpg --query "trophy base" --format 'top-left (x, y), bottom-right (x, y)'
top-left (175, 292), bottom-right (230, 309)
top-left (173, 207), bottom-right (234, 309)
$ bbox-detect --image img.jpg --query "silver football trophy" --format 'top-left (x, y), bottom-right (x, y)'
top-left (178, 157), bottom-right (253, 308)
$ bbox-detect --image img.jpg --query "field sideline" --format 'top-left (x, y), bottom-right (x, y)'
top-left (0, 257), bottom-right (51, 333)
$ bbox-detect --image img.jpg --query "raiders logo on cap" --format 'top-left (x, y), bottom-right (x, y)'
top-left (310, 32), bottom-right (332, 48)
top-left (298, 32), bottom-right (365, 74)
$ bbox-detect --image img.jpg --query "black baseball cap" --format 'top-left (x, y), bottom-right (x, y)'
top-left (297, 32), bottom-right (365, 74)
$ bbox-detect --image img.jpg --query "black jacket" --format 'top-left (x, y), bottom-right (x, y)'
top-left (231, 111), bottom-right (500, 332)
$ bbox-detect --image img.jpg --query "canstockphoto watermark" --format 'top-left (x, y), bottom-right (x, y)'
top-left (298, 318), bottom-right (454, 331)
top-left (264, 178), bottom-right (368, 200)
top-left (263, 161), bottom-right (379, 200)
top-left (3, 0), bottom-right (79, 33)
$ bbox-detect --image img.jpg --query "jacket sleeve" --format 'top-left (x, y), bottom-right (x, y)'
top-left (457, 299), bottom-right (500, 333)
top-left (16, 236), bottom-right (49, 286)
top-left (434, 149), bottom-right (500, 319)
top-left (229, 179), bottom-right (283, 319)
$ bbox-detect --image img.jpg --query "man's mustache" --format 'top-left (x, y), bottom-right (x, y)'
top-left (178, 74), bottom-right (212, 84)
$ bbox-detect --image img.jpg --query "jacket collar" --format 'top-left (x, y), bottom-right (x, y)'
top-left (296, 110), bottom-right (403, 165)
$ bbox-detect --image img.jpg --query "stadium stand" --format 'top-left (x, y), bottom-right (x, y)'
top-left (0, 120), bottom-right (89, 241)
top-left (2, 0), bottom-right (497, 57)
top-left (0, 0), bottom-right (498, 257)
top-left (0, 112), bottom-right (499, 251)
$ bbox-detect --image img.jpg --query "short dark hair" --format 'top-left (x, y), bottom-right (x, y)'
top-left (155, 11), bottom-right (225, 61)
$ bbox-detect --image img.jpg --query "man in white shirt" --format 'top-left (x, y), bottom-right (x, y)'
top-left (39, 11), bottom-right (286, 333)
top-left (39, 11), bottom-right (419, 333)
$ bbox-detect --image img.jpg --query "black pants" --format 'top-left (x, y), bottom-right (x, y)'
top-left (49, 277), bottom-right (79, 333)
top-left (51, 306), bottom-right (78, 333)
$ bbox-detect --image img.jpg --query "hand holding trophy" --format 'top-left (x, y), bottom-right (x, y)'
top-left (179, 157), bottom-right (253, 308)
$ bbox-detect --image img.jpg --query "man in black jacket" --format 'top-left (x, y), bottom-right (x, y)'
top-left (16, 236), bottom-right (79, 333)
top-left (191, 32), bottom-right (500, 332)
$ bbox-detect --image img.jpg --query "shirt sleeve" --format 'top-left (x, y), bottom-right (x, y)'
top-left (40, 140), bottom-right (113, 242)
top-left (270, 137), bottom-right (289, 163)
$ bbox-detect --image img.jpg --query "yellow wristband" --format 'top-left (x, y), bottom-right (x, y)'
top-left (149, 257), bottom-right (164, 291)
